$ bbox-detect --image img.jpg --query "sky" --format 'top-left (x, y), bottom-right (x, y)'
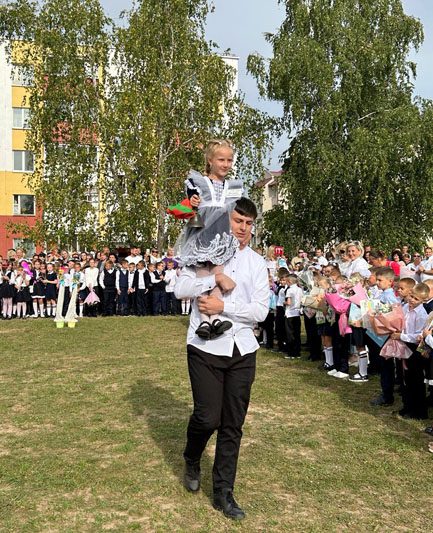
top-left (101, 0), bottom-right (433, 168)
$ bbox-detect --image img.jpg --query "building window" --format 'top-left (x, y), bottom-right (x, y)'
top-left (13, 238), bottom-right (35, 257)
top-left (13, 108), bottom-right (31, 129)
top-left (11, 65), bottom-right (34, 86)
top-left (13, 194), bottom-right (35, 216)
top-left (13, 150), bottom-right (34, 172)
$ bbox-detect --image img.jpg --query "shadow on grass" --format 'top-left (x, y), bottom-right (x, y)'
top-left (126, 379), bottom-right (214, 500)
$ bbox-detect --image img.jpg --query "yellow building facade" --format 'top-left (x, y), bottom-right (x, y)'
top-left (0, 43), bottom-right (38, 257)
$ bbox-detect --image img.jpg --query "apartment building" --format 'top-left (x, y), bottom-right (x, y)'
top-left (0, 43), bottom-right (39, 257)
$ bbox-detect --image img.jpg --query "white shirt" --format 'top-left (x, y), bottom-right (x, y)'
top-left (420, 257), bottom-right (433, 282)
top-left (84, 266), bottom-right (99, 288)
top-left (345, 257), bottom-right (370, 278)
top-left (174, 245), bottom-right (269, 356)
top-left (164, 269), bottom-right (177, 293)
top-left (136, 269), bottom-right (147, 290)
top-left (277, 287), bottom-right (286, 307)
top-left (316, 256), bottom-right (328, 267)
top-left (284, 284), bottom-right (303, 318)
top-left (400, 303), bottom-right (428, 344)
top-left (125, 254), bottom-right (143, 265)
top-left (128, 271), bottom-right (135, 289)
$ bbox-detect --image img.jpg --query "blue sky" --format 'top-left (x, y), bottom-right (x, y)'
top-left (102, 0), bottom-right (433, 167)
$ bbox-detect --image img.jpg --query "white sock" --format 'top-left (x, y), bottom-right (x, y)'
top-left (46, 304), bottom-right (51, 316)
top-left (358, 351), bottom-right (368, 376)
top-left (33, 301), bottom-right (39, 316)
top-left (13, 304), bottom-right (17, 315)
top-left (39, 303), bottom-right (45, 317)
top-left (324, 347), bottom-right (334, 366)
top-left (79, 303), bottom-right (84, 317)
top-left (52, 305), bottom-right (57, 317)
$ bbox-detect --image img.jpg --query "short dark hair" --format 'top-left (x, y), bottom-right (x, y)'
top-left (233, 197), bottom-right (257, 220)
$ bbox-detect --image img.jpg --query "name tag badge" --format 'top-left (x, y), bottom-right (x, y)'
top-left (226, 187), bottom-right (243, 198)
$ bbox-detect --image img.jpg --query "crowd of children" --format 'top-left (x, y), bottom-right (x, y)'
top-left (258, 243), bottom-right (433, 443)
top-left (0, 246), bottom-right (191, 320)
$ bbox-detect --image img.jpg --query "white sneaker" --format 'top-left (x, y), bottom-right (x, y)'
top-left (333, 371), bottom-right (349, 379)
top-left (327, 369), bottom-right (338, 376)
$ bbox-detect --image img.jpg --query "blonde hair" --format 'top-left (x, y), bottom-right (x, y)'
top-left (205, 139), bottom-right (233, 175)
top-left (265, 245), bottom-right (276, 261)
top-left (412, 283), bottom-right (430, 301)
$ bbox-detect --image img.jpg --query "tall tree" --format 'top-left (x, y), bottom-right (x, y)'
top-left (104, 0), bottom-right (273, 249)
top-left (0, 0), bottom-right (110, 249)
top-left (1, 0), bottom-right (273, 250)
top-left (248, 0), bottom-right (433, 250)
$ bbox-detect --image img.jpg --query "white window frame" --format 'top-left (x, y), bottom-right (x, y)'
top-left (13, 150), bottom-right (34, 172)
top-left (13, 194), bottom-right (36, 216)
top-left (13, 238), bottom-right (35, 257)
top-left (13, 107), bottom-right (31, 129)
top-left (11, 64), bottom-right (34, 87)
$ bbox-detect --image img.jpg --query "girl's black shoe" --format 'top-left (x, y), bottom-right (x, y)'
top-left (196, 321), bottom-right (212, 340)
top-left (212, 319), bottom-right (232, 337)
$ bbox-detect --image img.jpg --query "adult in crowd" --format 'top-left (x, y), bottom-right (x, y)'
top-left (406, 252), bottom-right (423, 281)
top-left (344, 241), bottom-right (370, 278)
top-left (174, 197), bottom-right (268, 520)
top-left (369, 249), bottom-right (401, 276)
top-left (125, 246), bottom-right (143, 265)
top-left (162, 247), bottom-right (178, 269)
top-left (290, 248), bottom-right (305, 270)
top-left (419, 246), bottom-right (433, 282)
top-left (314, 247), bottom-right (328, 267)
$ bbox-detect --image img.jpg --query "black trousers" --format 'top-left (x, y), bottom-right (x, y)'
top-left (275, 307), bottom-right (286, 350)
top-left (285, 316), bottom-right (301, 356)
top-left (136, 289), bottom-right (147, 316)
top-left (259, 311), bottom-right (275, 348)
top-left (184, 344), bottom-right (256, 491)
top-left (380, 357), bottom-right (395, 403)
top-left (303, 314), bottom-right (322, 360)
top-left (103, 288), bottom-right (116, 316)
top-left (402, 347), bottom-right (427, 418)
top-left (332, 320), bottom-right (350, 373)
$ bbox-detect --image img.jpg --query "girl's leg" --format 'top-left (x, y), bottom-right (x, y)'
top-left (322, 335), bottom-right (334, 368)
top-left (32, 299), bottom-right (39, 317)
top-left (6, 298), bottom-right (13, 318)
top-left (39, 299), bottom-right (45, 318)
top-left (357, 345), bottom-right (369, 377)
top-left (2, 298), bottom-right (7, 318)
top-left (22, 302), bottom-right (27, 318)
top-left (16, 302), bottom-right (23, 318)
top-left (51, 299), bottom-right (57, 317)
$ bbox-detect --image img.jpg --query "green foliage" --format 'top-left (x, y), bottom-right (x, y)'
top-left (248, 0), bottom-right (433, 250)
top-left (0, 0), bottom-right (274, 251)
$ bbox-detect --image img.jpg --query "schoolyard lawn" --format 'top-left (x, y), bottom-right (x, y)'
top-left (1, 316), bottom-right (433, 532)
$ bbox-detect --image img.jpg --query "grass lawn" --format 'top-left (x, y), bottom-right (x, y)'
top-left (1, 316), bottom-right (433, 532)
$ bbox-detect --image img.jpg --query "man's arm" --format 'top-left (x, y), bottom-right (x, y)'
top-left (174, 266), bottom-right (217, 300)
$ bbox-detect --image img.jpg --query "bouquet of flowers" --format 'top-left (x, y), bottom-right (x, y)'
top-left (297, 269), bottom-right (315, 291)
top-left (367, 304), bottom-right (412, 359)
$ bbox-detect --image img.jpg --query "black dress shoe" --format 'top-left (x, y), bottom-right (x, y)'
top-left (370, 395), bottom-right (394, 407)
top-left (213, 488), bottom-right (245, 520)
top-left (183, 461), bottom-right (200, 492)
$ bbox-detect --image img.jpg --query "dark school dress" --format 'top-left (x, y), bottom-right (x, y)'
top-left (15, 277), bottom-right (31, 303)
top-left (0, 272), bottom-right (15, 299)
top-left (32, 272), bottom-right (47, 298)
top-left (45, 272), bottom-right (58, 300)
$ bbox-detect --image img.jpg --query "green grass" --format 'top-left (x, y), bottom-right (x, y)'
top-left (1, 316), bottom-right (433, 532)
